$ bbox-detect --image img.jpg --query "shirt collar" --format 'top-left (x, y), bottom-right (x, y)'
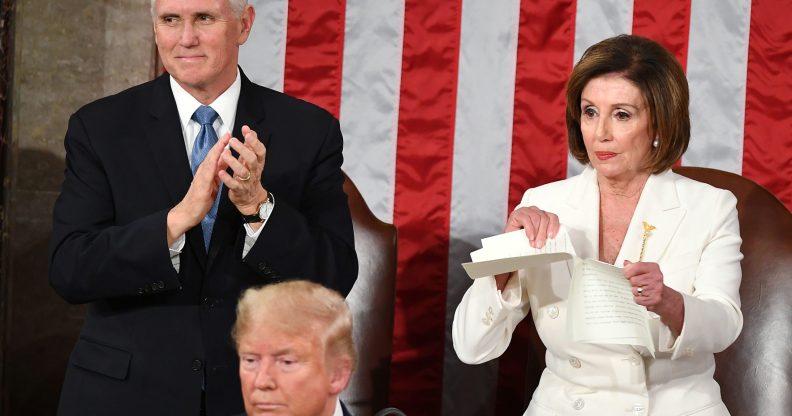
top-left (169, 68), bottom-right (242, 133)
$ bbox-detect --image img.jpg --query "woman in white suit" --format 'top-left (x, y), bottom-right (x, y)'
top-left (453, 35), bottom-right (742, 416)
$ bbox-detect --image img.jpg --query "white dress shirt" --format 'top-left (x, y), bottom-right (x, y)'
top-left (167, 69), bottom-right (268, 271)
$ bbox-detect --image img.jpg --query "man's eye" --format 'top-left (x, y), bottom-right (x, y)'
top-left (277, 357), bottom-right (299, 370)
top-left (197, 14), bottom-right (215, 24)
top-left (240, 356), bottom-right (259, 369)
top-left (161, 16), bottom-right (180, 26)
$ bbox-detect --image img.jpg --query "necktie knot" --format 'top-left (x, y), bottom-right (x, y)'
top-left (192, 105), bottom-right (219, 126)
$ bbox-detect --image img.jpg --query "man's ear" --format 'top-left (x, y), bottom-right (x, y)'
top-left (328, 356), bottom-right (353, 395)
top-left (238, 5), bottom-right (256, 45)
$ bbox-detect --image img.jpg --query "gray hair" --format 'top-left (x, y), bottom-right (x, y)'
top-left (151, 0), bottom-right (248, 18)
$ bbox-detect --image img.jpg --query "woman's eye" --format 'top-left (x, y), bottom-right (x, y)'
top-left (614, 110), bottom-right (631, 121)
top-left (583, 107), bottom-right (597, 118)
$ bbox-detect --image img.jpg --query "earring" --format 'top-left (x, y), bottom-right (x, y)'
top-left (652, 137), bottom-right (659, 148)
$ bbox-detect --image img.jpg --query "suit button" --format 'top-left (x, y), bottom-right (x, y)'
top-left (257, 262), bottom-right (268, 271)
top-left (572, 398), bottom-right (584, 410)
top-left (137, 287), bottom-right (144, 295)
top-left (568, 357), bottom-right (581, 368)
top-left (629, 355), bottom-right (642, 367)
top-left (157, 281), bottom-right (165, 289)
top-left (143, 284), bottom-right (151, 294)
top-left (633, 404), bottom-right (646, 416)
top-left (191, 359), bottom-right (203, 371)
top-left (201, 297), bottom-right (209, 305)
top-left (547, 305), bottom-right (559, 319)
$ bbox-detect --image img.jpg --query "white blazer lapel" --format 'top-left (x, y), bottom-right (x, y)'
top-left (615, 170), bottom-right (687, 265)
top-left (564, 167), bottom-right (601, 261)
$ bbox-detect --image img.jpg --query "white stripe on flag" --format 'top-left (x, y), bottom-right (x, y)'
top-left (567, 0), bottom-right (634, 178)
top-left (239, 0), bottom-right (288, 91)
top-left (442, 0), bottom-right (522, 413)
top-left (684, 0), bottom-right (752, 173)
top-left (339, 0), bottom-right (406, 223)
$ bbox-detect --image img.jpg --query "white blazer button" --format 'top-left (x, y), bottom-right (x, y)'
top-left (630, 356), bottom-right (642, 366)
top-left (685, 347), bottom-right (695, 357)
top-left (568, 357), bottom-right (581, 368)
top-left (547, 305), bottom-right (559, 319)
top-left (572, 398), bottom-right (584, 410)
top-left (632, 404), bottom-right (646, 416)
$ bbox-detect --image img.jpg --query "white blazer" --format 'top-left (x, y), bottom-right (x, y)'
top-left (453, 167), bottom-right (743, 416)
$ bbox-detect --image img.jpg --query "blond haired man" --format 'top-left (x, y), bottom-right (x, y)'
top-left (233, 281), bottom-right (355, 416)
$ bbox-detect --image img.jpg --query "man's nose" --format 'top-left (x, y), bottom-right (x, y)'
top-left (253, 364), bottom-right (277, 390)
top-left (179, 22), bottom-right (200, 47)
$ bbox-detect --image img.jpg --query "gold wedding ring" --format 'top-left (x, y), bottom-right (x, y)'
top-left (236, 171), bottom-right (252, 182)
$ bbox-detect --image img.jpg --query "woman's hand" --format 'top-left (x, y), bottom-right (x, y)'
top-left (506, 206), bottom-right (560, 249)
top-left (495, 206), bottom-right (561, 290)
top-left (624, 260), bottom-right (685, 336)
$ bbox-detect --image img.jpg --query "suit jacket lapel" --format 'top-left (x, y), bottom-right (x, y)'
top-left (615, 170), bottom-right (686, 265)
top-left (564, 167), bottom-right (601, 262)
top-left (553, 167), bottom-right (601, 278)
top-left (143, 74), bottom-right (208, 270)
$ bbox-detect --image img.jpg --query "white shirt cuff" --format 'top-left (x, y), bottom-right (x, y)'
top-left (169, 234), bottom-right (185, 272)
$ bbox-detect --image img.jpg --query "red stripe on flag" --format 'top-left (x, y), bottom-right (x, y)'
top-left (507, 0), bottom-right (575, 211)
top-left (632, 0), bottom-right (692, 70)
top-left (282, 0), bottom-right (346, 117)
top-left (742, 0), bottom-right (792, 211)
top-left (389, 1), bottom-right (463, 414)
top-left (632, 0), bottom-right (691, 168)
top-left (499, 1), bottom-right (577, 413)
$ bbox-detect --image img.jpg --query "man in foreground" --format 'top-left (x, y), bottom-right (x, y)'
top-left (233, 280), bottom-right (355, 416)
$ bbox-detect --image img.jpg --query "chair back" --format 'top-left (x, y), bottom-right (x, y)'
top-left (340, 173), bottom-right (398, 416)
top-left (673, 166), bottom-right (792, 416)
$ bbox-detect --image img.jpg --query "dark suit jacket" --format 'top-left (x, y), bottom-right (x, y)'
top-left (48, 71), bottom-right (358, 416)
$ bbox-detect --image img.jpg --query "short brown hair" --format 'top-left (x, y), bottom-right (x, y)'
top-left (232, 280), bottom-right (356, 372)
top-left (566, 35), bottom-right (689, 173)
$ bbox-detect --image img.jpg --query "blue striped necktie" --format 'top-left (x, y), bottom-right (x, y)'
top-left (191, 105), bottom-right (221, 250)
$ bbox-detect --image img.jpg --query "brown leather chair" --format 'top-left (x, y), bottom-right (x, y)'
top-left (340, 173), bottom-right (398, 416)
top-left (674, 166), bottom-right (792, 416)
top-left (521, 167), bottom-right (792, 415)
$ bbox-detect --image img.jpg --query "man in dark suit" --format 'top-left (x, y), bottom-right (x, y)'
top-left (233, 280), bottom-right (356, 416)
top-left (48, 0), bottom-right (357, 414)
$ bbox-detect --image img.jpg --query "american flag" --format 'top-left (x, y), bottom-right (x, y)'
top-left (239, 0), bottom-right (792, 414)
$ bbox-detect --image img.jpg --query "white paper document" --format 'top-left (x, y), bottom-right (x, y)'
top-left (461, 227), bottom-right (655, 355)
